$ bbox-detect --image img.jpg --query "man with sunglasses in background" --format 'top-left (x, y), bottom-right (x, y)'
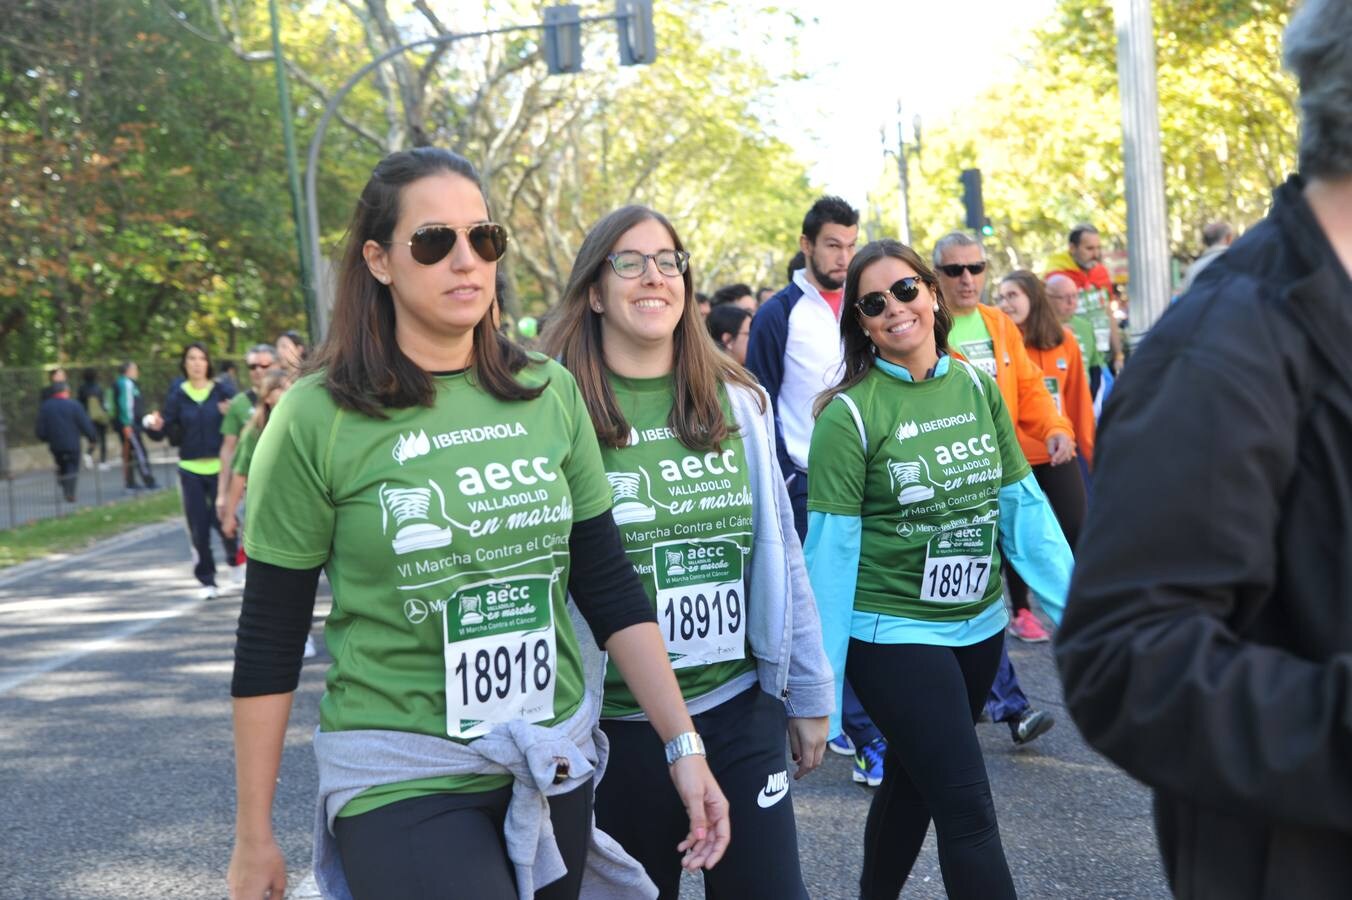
top-left (216, 343), bottom-right (277, 585)
top-left (933, 231), bottom-right (1073, 745)
top-left (746, 196), bottom-right (891, 788)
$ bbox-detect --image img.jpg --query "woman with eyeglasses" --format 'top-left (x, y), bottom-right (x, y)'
top-left (804, 240), bottom-right (1072, 899)
top-left (227, 149), bottom-right (729, 900)
top-left (994, 270), bottom-right (1094, 636)
top-left (546, 205), bottom-right (831, 900)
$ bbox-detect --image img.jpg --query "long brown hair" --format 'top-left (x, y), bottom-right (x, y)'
top-left (814, 239), bottom-right (953, 417)
top-left (544, 205), bottom-right (764, 451)
top-left (1002, 270), bottom-right (1065, 351)
top-left (310, 147), bottom-right (543, 418)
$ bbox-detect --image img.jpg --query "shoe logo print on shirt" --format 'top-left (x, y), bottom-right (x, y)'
top-left (392, 429), bottom-right (432, 465)
top-left (606, 471), bottom-right (657, 525)
top-left (380, 480), bottom-right (454, 555)
top-left (757, 770), bottom-right (789, 809)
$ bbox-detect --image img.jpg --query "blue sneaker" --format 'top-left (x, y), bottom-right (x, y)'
top-left (828, 734), bottom-right (855, 756)
top-left (852, 736), bottom-right (886, 787)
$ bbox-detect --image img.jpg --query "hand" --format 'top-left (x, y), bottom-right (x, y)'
top-left (668, 754), bottom-right (730, 872)
top-left (787, 716), bottom-right (828, 780)
top-left (218, 399), bottom-right (232, 415)
top-left (221, 511), bottom-right (237, 540)
top-left (1046, 433), bottom-right (1075, 466)
top-left (227, 835), bottom-right (286, 900)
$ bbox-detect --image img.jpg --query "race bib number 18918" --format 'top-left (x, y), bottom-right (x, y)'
top-left (444, 574), bottom-right (557, 739)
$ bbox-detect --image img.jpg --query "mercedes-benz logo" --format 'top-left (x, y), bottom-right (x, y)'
top-left (404, 598), bottom-right (429, 624)
top-left (895, 522), bottom-right (914, 538)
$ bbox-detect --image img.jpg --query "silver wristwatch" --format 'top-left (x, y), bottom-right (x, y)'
top-left (663, 731), bottom-right (706, 766)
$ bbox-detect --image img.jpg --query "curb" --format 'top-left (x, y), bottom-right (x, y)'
top-left (0, 520), bottom-right (182, 588)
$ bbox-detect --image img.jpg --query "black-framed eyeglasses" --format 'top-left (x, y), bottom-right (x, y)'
top-left (936, 261), bottom-right (987, 278)
top-left (856, 277), bottom-right (928, 317)
top-left (606, 249), bottom-right (690, 279)
top-left (387, 223), bottom-right (509, 266)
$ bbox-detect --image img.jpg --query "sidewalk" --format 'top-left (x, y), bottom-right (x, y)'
top-left (0, 448), bottom-right (181, 530)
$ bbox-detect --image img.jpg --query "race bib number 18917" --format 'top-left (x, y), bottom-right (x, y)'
top-left (444, 574), bottom-right (557, 739)
top-left (920, 523), bottom-right (995, 603)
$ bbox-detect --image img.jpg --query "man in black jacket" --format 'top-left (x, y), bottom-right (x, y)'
top-left (36, 382), bottom-right (97, 502)
top-left (1055, 2), bottom-right (1352, 897)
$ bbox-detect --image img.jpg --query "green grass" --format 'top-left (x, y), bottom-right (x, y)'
top-left (0, 489), bottom-right (181, 569)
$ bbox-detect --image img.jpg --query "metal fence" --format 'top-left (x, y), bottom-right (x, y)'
top-left (1, 447), bottom-right (182, 531)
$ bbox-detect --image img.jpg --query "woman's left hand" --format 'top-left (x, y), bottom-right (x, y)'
top-left (787, 715), bottom-right (829, 779)
top-left (1046, 432), bottom-right (1076, 465)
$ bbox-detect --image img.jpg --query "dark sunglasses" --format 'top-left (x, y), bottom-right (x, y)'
top-left (856, 277), bottom-right (928, 317)
top-left (936, 261), bottom-right (987, 277)
top-left (389, 223), bottom-right (509, 265)
top-left (246, 363), bottom-right (272, 371)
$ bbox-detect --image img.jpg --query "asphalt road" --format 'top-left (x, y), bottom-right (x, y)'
top-left (0, 525), bottom-right (1170, 899)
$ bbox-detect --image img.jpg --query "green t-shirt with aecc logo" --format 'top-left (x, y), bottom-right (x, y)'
top-left (243, 357), bottom-right (613, 815)
top-left (598, 373), bottom-right (756, 719)
top-left (947, 309), bottom-right (997, 380)
top-left (807, 359), bottom-right (1029, 622)
top-left (1066, 314), bottom-right (1102, 372)
top-left (1076, 287), bottom-right (1113, 356)
top-left (221, 391), bottom-right (255, 439)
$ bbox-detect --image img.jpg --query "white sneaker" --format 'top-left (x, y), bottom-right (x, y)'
top-left (200, 585), bottom-right (219, 601)
top-left (83, 452), bottom-right (95, 470)
top-left (216, 566), bottom-right (244, 595)
top-left (303, 636), bottom-right (317, 658)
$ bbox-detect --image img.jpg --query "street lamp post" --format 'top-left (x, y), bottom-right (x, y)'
top-left (303, 3), bottom-right (655, 338)
top-left (881, 105), bottom-right (921, 246)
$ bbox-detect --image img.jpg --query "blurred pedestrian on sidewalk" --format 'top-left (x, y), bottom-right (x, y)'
top-left (113, 361), bottom-right (156, 491)
top-left (36, 381), bottom-right (96, 502)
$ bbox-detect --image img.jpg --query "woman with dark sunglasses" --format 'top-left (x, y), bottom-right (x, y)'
top-left (228, 149), bottom-right (728, 900)
top-left (546, 205), bottom-right (831, 900)
top-left (804, 240), bottom-right (1073, 899)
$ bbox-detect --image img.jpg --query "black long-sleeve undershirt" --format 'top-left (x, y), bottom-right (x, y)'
top-left (231, 510), bottom-right (656, 697)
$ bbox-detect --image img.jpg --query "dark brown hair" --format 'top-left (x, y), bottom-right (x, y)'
top-left (1001, 270), bottom-right (1066, 351)
top-left (814, 239), bottom-right (952, 417)
top-left (180, 342), bottom-right (214, 380)
top-left (310, 147), bottom-right (543, 418)
top-left (544, 205), bottom-right (764, 451)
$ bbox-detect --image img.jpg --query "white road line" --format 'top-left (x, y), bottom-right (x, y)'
top-left (0, 598), bottom-right (200, 696)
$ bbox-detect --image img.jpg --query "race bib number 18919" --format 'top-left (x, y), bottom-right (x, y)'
top-left (653, 538), bottom-right (747, 669)
top-left (444, 574), bottom-right (557, 739)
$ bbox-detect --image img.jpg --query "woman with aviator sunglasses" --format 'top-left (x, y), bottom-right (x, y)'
top-left (228, 149), bottom-right (729, 900)
top-left (546, 205), bottom-right (831, 900)
top-left (804, 240), bottom-right (1073, 899)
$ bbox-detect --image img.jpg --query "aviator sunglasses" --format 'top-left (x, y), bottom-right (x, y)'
top-left (935, 261), bottom-right (987, 277)
top-left (856, 276), bottom-right (929, 317)
top-left (388, 223), bottom-right (510, 265)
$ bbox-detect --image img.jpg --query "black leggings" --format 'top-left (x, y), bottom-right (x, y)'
top-left (1006, 460), bottom-right (1085, 612)
top-left (847, 632), bottom-right (1015, 900)
top-left (596, 687), bottom-right (807, 900)
top-left (334, 780), bottom-right (593, 900)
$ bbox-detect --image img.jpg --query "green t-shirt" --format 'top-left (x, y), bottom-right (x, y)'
top-left (1076, 287), bottom-right (1113, 357)
top-left (597, 373), bottom-right (756, 718)
top-left (948, 309), bottom-right (997, 380)
top-left (1066, 314), bottom-right (1101, 373)
top-left (221, 391), bottom-right (256, 439)
top-left (807, 360), bottom-right (1030, 622)
top-left (179, 381), bottom-right (221, 475)
top-left (232, 425), bottom-right (259, 477)
top-left (243, 358), bottom-right (613, 814)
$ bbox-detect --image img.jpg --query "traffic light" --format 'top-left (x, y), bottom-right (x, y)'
top-left (960, 168), bottom-right (984, 231)
top-left (616, 0), bottom-right (657, 66)
top-left (542, 5), bottom-right (583, 75)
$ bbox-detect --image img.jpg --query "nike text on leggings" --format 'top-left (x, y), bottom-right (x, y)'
top-left (596, 686), bottom-right (809, 900)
